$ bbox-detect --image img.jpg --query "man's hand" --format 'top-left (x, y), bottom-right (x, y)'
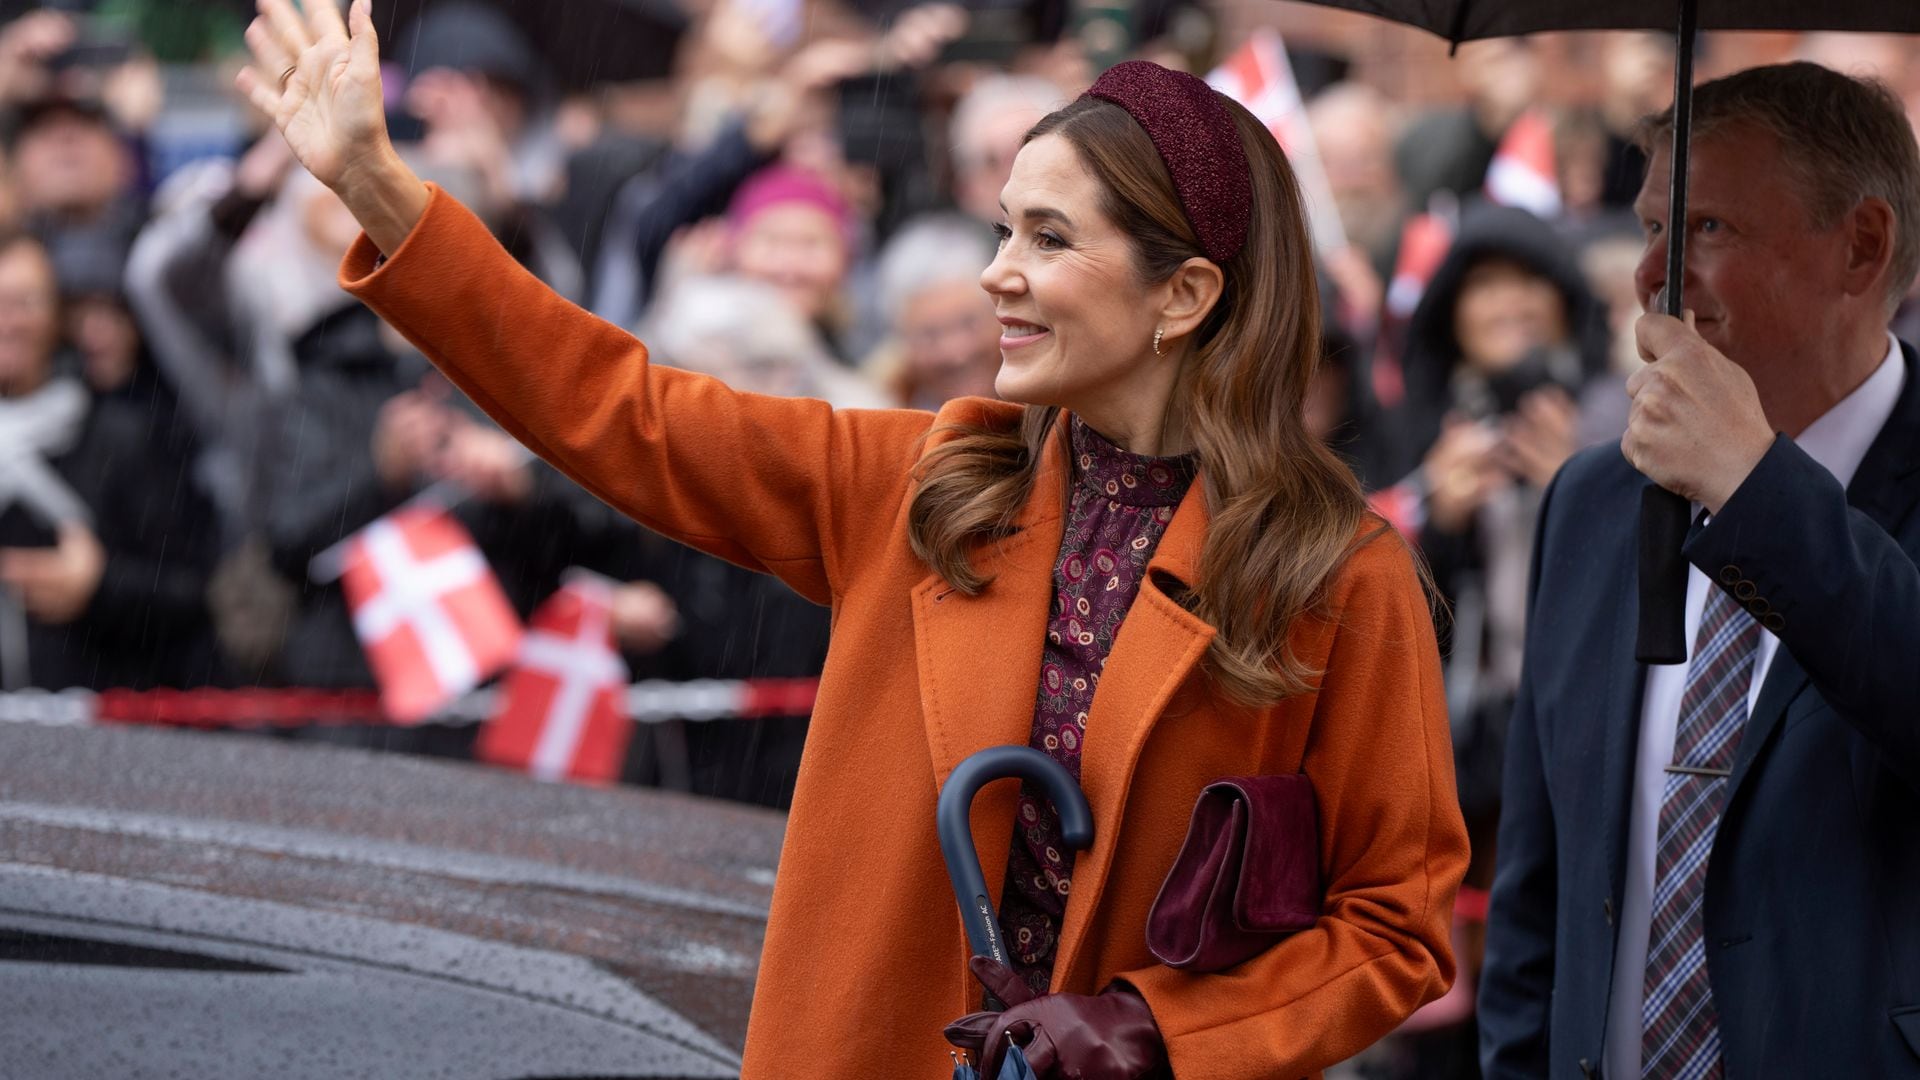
top-left (611, 582), bottom-right (679, 654)
top-left (1422, 415), bottom-right (1510, 534)
top-left (1498, 387), bottom-right (1580, 490)
top-left (1625, 312), bottom-right (1775, 514)
top-left (0, 524), bottom-right (107, 625)
top-left (430, 422), bottom-right (531, 506)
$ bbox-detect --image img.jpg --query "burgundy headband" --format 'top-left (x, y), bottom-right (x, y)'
top-left (1086, 61), bottom-right (1252, 264)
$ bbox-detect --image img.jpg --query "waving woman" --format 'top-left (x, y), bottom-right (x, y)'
top-left (238, 2), bottom-right (1467, 1077)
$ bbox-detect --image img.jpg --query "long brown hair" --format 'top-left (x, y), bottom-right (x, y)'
top-left (907, 94), bottom-right (1374, 704)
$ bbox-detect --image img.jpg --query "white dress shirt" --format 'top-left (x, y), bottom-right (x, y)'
top-left (1602, 334), bottom-right (1905, 1077)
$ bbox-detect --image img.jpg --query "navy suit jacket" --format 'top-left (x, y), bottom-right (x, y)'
top-left (1479, 342), bottom-right (1920, 1078)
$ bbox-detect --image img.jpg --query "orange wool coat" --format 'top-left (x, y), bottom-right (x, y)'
top-left (341, 186), bottom-right (1470, 1080)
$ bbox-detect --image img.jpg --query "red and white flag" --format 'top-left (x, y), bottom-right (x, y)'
top-left (1485, 108), bottom-right (1562, 219)
top-left (1208, 28), bottom-right (1348, 256)
top-left (477, 575), bottom-right (632, 784)
top-left (339, 506), bottom-right (522, 723)
top-left (1384, 211), bottom-right (1457, 320)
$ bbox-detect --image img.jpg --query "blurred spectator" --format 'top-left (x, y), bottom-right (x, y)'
top-left (947, 73), bottom-right (1063, 227)
top-left (6, 93), bottom-right (146, 278)
top-left (1378, 202), bottom-right (1615, 853)
top-left (1595, 32), bottom-right (1674, 209)
top-left (1395, 37), bottom-right (1541, 213)
top-left (589, 34), bottom-right (877, 328)
top-left (395, 1), bottom-right (561, 204)
top-left (644, 274), bottom-right (885, 407)
top-left (719, 164), bottom-right (862, 360)
top-left (865, 212), bottom-right (999, 408)
top-left (1309, 81), bottom-right (1406, 280)
top-left (0, 228), bottom-right (215, 689)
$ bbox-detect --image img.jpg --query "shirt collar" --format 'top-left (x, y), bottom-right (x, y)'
top-left (1068, 414), bottom-right (1197, 509)
top-left (1794, 332), bottom-right (1905, 490)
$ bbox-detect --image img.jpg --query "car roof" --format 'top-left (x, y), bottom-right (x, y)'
top-left (0, 722), bottom-right (786, 1078)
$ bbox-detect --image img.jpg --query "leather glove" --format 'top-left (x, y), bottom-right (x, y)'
top-left (944, 956), bottom-right (1169, 1080)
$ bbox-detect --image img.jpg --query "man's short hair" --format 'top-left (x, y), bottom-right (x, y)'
top-left (1635, 61), bottom-right (1920, 313)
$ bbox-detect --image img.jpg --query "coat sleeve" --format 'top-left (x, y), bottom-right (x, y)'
top-left (1119, 532), bottom-right (1470, 1079)
top-left (1475, 469), bottom-right (1561, 1079)
top-left (1684, 434), bottom-right (1920, 788)
top-left (339, 185), bottom-right (933, 605)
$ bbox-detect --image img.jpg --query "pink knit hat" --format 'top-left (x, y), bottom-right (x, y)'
top-left (727, 166), bottom-right (856, 251)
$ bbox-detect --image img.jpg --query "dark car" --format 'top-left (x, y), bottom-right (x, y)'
top-left (0, 721), bottom-right (784, 1079)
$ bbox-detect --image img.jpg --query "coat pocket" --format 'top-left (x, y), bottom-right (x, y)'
top-left (1894, 1005), bottom-right (1920, 1063)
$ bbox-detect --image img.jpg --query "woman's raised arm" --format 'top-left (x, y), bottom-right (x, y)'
top-left (235, 0), bottom-right (426, 257)
top-left (233, 0), bottom-right (938, 607)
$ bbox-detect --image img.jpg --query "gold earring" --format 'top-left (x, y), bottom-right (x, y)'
top-left (1153, 326), bottom-right (1165, 356)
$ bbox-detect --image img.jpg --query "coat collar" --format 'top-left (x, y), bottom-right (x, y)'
top-left (910, 412), bottom-right (1217, 989)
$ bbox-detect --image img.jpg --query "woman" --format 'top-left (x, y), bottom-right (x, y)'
top-left (238, 3), bottom-right (1467, 1077)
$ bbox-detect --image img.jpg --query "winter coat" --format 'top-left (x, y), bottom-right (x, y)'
top-left (342, 186), bottom-right (1469, 1080)
top-left (10, 394), bottom-right (218, 689)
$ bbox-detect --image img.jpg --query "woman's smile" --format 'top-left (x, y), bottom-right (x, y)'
top-left (997, 316), bottom-right (1051, 349)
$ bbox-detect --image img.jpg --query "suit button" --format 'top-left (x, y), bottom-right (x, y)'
top-left (1747, 596), bottom-right (1771, 616)
top-left (1763, 612), bottom-right (1786, 633)
top-left (1603, 897), bottom-right (1615, 927)
top-left (1733, 580), bottom-right (1758, 601)
top-left (1720, 565), bottom-right (1742, 585)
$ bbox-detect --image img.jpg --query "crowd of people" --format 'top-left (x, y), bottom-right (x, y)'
top-left (0, 4), bottom-right (1911, 793)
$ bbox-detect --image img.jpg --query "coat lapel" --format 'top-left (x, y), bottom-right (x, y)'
top-left (1052, 479), bottom-right (1216, 990)
top-left (913, 420), bottom-right (1070, 914)
top-left (1727, 343), bottom-right (1920, 798)
top-left (1598, 485), bottom-right (1651, 900)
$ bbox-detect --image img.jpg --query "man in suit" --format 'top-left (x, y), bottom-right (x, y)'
top-left (1479, 62), bottom-right (1920, 1078)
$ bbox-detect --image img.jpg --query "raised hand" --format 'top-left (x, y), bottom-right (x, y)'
top-left (236, 0), bottom-right (426, 254)
top-left (237, 0), bottom-right (386, 189)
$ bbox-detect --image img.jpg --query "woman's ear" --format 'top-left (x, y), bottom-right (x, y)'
top-left (1159, 257), bottom-right (1226, 346)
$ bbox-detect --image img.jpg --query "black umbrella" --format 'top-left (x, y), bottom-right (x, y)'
top-left (1288, 0), bottom-right (1920, 663)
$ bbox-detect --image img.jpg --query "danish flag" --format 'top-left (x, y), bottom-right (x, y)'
top-left (339, 506), bottom-right (522, 723)
top-left (1208, 28), bottom-right (1348, 256)
top-left (477, 575), bottom-right (633, 784)
top-left (1485, 108), bottom-right (1563, 219)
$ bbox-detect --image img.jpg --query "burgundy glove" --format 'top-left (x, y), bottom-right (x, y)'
top-left (943, 957), bottom-right (1169, 1080)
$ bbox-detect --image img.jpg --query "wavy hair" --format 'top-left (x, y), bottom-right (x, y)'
top-left (907, 93), bottom-right (1377, 705)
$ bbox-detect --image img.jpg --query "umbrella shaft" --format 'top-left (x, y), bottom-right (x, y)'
top-left (1664, 0), bottom-right (1698, 318)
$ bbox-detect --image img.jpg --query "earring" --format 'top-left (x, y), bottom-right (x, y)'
top-left (1153, 326), bottom-right (1165, 356)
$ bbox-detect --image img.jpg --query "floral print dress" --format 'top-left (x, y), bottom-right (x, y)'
top-left (998, 414), bottom-right (1197, 996)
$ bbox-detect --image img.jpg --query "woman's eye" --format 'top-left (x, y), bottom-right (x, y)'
top-left (1036, 231), bottom-right (1064, 249)
top-left (991, 223), bottom-right (1011, 245)
top-left (1697, 217), bottom-right (1723, 235)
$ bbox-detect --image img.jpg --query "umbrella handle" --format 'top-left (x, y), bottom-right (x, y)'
top-left (937, 746), bottom-right (1094, 966)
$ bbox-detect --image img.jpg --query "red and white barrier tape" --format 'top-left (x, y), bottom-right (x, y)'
top-left (0, 678), bottom-right (819, 729)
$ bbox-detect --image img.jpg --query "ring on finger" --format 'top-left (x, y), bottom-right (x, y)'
top-left (279, 64), bottom-right (298, 90)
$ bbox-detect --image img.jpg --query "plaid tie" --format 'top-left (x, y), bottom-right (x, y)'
top-left (1640, 585), bottom-right (1761, 1079)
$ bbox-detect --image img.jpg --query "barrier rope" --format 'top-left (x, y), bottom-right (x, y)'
top-left (0, 678), bottom-right (820, 729)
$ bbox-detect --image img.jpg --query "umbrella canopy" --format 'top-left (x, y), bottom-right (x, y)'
top-left (1290, 1), bottom-right (1920, 41)
top-left (1285, 0), bottom-right (1920, 662)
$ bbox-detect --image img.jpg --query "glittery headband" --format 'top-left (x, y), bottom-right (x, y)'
top-left (1086, 61), bottom-right (1252, 264)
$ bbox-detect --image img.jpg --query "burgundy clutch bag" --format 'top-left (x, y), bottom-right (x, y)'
top-left (1145, 775), bottom-right (1321, 972)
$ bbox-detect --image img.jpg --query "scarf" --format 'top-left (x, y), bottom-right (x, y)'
top-left (0, 377), bottom-right (92, 530)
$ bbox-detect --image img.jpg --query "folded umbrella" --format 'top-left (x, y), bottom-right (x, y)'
top-left (937, 745), bottom-right (1094, 1078)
